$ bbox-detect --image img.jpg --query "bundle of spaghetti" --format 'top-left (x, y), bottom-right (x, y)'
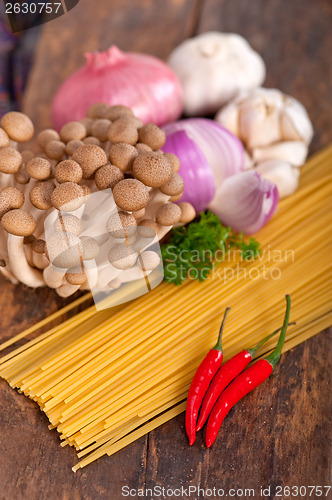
top-left (0, 145), bottom-right (331, 472)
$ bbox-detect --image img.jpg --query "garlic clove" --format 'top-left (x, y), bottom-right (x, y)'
top-left (255, 159), bottom-right (300, 198)
top-left (239, 102), bottom-right (281, 149)
top-left (252, 141), bottom-right (308, 167)
top-left (215, 102), bottom-right (240, 137)
top-left (280, 98), bottom-right (314, 144)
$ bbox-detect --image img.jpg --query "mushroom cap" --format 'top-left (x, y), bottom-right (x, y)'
top-left (54, 214), bottom-right (82, 236)
top-left (0, 187), bottom-right (25, 219)
top-left (132, 208), bottom-right (145, 219)
top-left (66, 267), bottom-right (87, 285)
top-left (132, 152), bottom-right (172, 188)
top-left (46, 232), bottom-right (81, 268)
top-left (30, 180), bottom-right (55, 210)
top-left (21, 149), bottom-right (35, 164)
top-left (80, 236), bottom-right (100, 260)
top-left (113, 179), bottom-right (149, 212)
top-left (80, 185), bottom-right (92, 201)
top-left (108, 118), bottom-right (138, 146)
top-left (87, 102), bottom-right (111, 119)
top-left (156, 202), bottom-right (181, 226)
top-left (136, 143), bottom-right (153, 153)
top-left (178, 202), bottom-right (196, 223)
top-left (108, 243), bottom-right (137, 270)
top-left (0, 128), bottom-right (10, 148)
top-left (95, 164), bottom-right (124, 190)
top-left (26, 157), bottom-right (52, 180)
top-left (137, 219), bottom-right (159, 238)
top-left (72, 144), bottom-right (107, 179)
top-left (159, 172), bottom-right (184, 196)
top-left (79, 117), bottom-right (94, 135)
top-left (109, 143), bottom-right (138, 172)
top-left (105, 105), bottom-right (134, 121)
top-left (2, 209), bottom-right (36, 236)
top-left (108, 277), bottom-right (122, 289)
top-left (138, 124), bottom-right (166, 150)
top-left (164, 152), bottom-right (180, 173)
top-left (45, 140), bottom-right (66, 160)
top-left (0, 147), bottom-right (22, 174)
top-left (91, 119), bottom-right (111, 142)
top-left (60, 121), bottom-right (86, 143)
top-left (55, 160), bottom-right (83, 184)
top-left (106, 211), bottom-right (137, 238)
top-left (15, 168), bottom-right (30, 185)
top-left (37, 129), bottom-right (60, 149)
top-left (32, 239), bottom-right (46, 254)
top-left (65, 139), bottom-right (84, 156)
top-left (83, 136), bottom-right (101, 146)
top-left (137, 251), bottom-right (161, 271)
top-left (51, 182), bottom-right (85, 211)
top-left (1, 112), bottom-right (34, 142)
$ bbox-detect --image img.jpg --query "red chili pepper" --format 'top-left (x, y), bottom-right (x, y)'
top-left (185, 307), bottom-right (230, 445)
top-left (205, 295), bottom-right (291, 448)
top-left (196, 321), bottom-right (295, 431)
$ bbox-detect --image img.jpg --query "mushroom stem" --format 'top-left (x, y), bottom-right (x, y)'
top-left (32, 251), bottom-right (49, 270)
top-left (0, 266), bottom-right (19, 284)
top-left (7, 235), bottom-right (44, 287)
top-left (43, 265), bottom-right (66, 289)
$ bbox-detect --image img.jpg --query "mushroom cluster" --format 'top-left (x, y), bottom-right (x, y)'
top-left (0, 107), bottom-right (196, 297)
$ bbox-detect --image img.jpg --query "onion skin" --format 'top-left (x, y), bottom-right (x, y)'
top-left (51, 46), bottom-right (184, 130)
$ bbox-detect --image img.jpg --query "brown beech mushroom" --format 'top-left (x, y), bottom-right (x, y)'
top-left (91, 119), bottom-right (111, 142)
top-left (108, 277), bottom-right (122, 289)
top-left (178, 202), bottom-right (196, 224)
top-left (164, 152), bottom-right (180, 172)
top-left (54, 214), bottom-right (82, 236)
top-left (132, 208), bottom-right (145, 219)
top-left (46, 232), bottom-right (81, 269)
top-left (136, 143), bottom-right (152, 153)
top-left (72, 144), bottom-right (107, 179)
top-left (0, 187), bottom-right (25, 219)
top-left (30, 180), bottom-right (55, 210)
top-left (1, 112), bottom-right (34, 142)
top-left (108, 243), bottom-right (137, 270)
top-left (137, 251), bottom-right (161, 271)
top-left (87, 102), bottom-right (111, 119)
top-left (32, 239), bottom-right (46, 254)
top-left (159, 172), bottom-right (184, 196)
top-left (79, 117), bottom-right (94, 135)
top-left (138, 124), bottom-right (166, 150)
top-left (66, 266), bottom-right (87, 285)
top-left (105, 105), bottom-right (134, 121)
top-left (26, 157), bottom-right (52, 180)
top-left (37, 129), bottom-right (60, 150)
top-left (14, 167), bottom-right (30, 185)
top-left (109, 143), bottom-right (138, 172)
top-left (60, 121), bottom-right (86, 143)
top-left (54, 160), bottom-right (83, 184)
top-left (156, 202), bottom-right (181, 226)
top-left (108, 118), bottom-right (138, 145)
top-left (132, 153), bottom-right (172, 187)
top-left (106, 211), bottom-right (137, 239)
top-left (0, 128), bottom-right (10, 148)
top-left (80, 236), bottom-right (100, 261)
top-left (137, 219), bottom-right (159, 239)
top-left (45, 140), bottom-right (66, 160)
top-left (113, 179), bottom-right (149, 212)
top-left (1, 209), bottom-right (44, 287)
top-left (31, 239), bottom-right (49, 270)
top-left (0, 147), bottom-right (22, 174)
top-left (95, 164), bottom-right (124, 190)
top-left (65, 139), bottom-right (84, 156)
top-left (51, 182), bottom-right (85, 212)
top-left (83, 136), bottom-right (101, 146)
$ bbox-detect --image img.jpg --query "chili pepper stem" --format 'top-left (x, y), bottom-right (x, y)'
top-left (214, 307), bottom-right (230, 352)
top-left (247, 321), bottom-right (296, 358)
top-left (265, 295), bottom-right (291, 369)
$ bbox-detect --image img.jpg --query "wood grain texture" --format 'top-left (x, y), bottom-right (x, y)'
top-left (0, 0), bottom-right (331, 498)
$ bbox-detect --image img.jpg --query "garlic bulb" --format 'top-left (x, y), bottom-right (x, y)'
top-left (168, 32), bottom-right (266, 116)
top-left (216, 88), bottom-right (313, 197)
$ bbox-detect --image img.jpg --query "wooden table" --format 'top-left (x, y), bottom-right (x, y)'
top-left (1, 1), bottom-right (331, 498)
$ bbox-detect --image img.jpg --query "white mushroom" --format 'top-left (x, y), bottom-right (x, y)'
top-left (168, 32), bottom-right (266, 115)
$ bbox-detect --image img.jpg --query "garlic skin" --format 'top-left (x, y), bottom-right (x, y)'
top-left (168, 32), bottom-right (266, 116)
top-left (255, 160), bottom-right (300, 198)
top-left (216, 88), bottom-right (313, 197)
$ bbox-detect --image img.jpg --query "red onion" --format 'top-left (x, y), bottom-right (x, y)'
top-left (208, 171), bottom-right (279, 234)
top-left (163, 130), bottom-right (216, 212)
top-left (52, 46), bottom-right (184, 130)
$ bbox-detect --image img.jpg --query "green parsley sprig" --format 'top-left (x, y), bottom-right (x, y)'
top-left (161, 211), bottom-right (261, 285)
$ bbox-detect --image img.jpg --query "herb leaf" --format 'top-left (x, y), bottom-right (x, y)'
top-left (161, 211), bottom-right (261, 285)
